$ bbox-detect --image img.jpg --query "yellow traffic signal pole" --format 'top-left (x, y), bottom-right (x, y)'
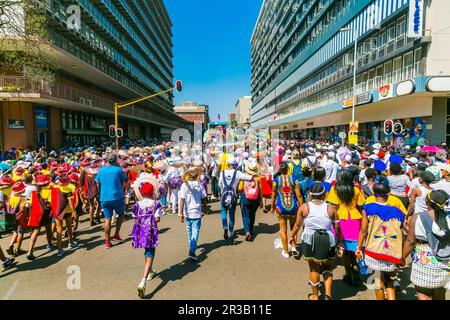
top-left (114, 87), bottom-right (175, 150)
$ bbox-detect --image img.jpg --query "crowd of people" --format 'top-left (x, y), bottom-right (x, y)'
top-left (0, 135), bottom-right (449, 300)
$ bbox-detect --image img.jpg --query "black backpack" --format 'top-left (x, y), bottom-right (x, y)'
top-left (221, 170), bottom-right (237, 210)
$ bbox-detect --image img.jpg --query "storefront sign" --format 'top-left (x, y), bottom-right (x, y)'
top-left (342, 92), bottom-right (372, 109)
top-left (0, 86), bottom-right (20, 92)
top-left (7, 119), bottom-right (25, 129)
top-left (426, 77), bottom-right (450, 92)
top-left (349, 121), bottom-right (359, 133)
top-left (396, 80), bottom-right (415, 96)
top-left (408, 0), bottom-right (424, 38)
top-left (379, 84), bottom-right (394, 100)
top-left (306, 122), bottom-right (314, 127)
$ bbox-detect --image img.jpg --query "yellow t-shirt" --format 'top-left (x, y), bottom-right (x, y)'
top-left (364, 195), bottom-right (407, 215)
top-left (8, 194), bottom-right (25, 209)
top-left (12, 170), bottom-right (29, 182)
top-left (29, 187), bottom-right (51, 205)
top-left (54, 184), bottom-right (76, 212)
top-left (0, 186), bottom-right (11, 198)
top-left (41, 169), bottom-right (51, 176)
top-left (218, 153), bottom-right (231, 172)
top-left (287, 159), bottom-right (305, 175)
top-left (326, 186), bottom-right (365, 220)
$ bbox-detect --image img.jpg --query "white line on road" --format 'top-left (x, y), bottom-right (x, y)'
top-left (2, 280), bottom-right (19, 300)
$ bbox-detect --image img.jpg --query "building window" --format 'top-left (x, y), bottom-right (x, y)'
top-left (396, 15), bottom-right (406, 38)
top-left (387, 23), bottom-right (396, 42)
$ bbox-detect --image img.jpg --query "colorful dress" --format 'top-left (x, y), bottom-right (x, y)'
top-left (273, 175), bottom-right (299, 216)
top-left (131, 199), bottom-right (163, 249)
top-left (362, 202), bottom-right (405, 272)
top-left (326, 186), bottom-right (365, 252)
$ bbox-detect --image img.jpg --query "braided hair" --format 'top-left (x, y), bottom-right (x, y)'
top-left (335, 171), bottom-right (355, 206)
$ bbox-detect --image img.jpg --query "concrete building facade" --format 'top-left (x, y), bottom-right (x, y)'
top-left (174, 102), bottom-right (210, 130)
top-left (0, 0), bottom-right (190, 150)
top-left (250, 0), bottom-right (450, 146)
top-left (235, 96), bottom-right (252, 126)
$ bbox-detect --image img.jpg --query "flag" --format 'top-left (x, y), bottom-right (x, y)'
top-left (51, 187), bottom-right (69, 221)
top-left (28, 190), bottom-right (51, 227)
top-left (218, 113), bottom-right (221, 120)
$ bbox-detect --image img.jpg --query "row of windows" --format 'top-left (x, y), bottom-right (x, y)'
top-left (268, 48), bottom-right (423, 123)
top-left (252, 0), bottom-right (355, 95)
top-left (269, 13), bottom-right (411, 107)
top-left (49, 31), bottom-right (173, 104)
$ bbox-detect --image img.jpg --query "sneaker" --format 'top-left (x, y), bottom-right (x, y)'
top-left (56, 250), bottom-right (65, 257)
top-left (137, 279), bottom-right (146, 298)
top-left (111, 234), bottom-right (124, 243)
top-left (105, 241), bottom-right (111, 249)
top-left (6, 246), bottom-right (14, 256)
top-left (14, 249), bottom-right (27, 257)
top-left (26, 254), bottom-right (36, 261)
top-left (2, 258), bottom-right (15, 271)
top-left (223, 229), bottom-right (229, 240)
top-left (68, 241), bottom-right (78, 250)
top-left (189, 254), bottom-right (199, 261)
top-left (228, 231), bottom-right (235, 239)
top-left (146, 269), bottom-right (157, 281)
top-left (281, 250), bottom-right (290, 259)
top-left (290, 246), bottom-right (299, 256)
top-left (46, 243), bottom-right (57, 252)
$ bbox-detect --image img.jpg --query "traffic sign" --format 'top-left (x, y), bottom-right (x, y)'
top-left (348, 133), bottom-right (358, 145)
top-left (349, 121), bottom-right (359, 133)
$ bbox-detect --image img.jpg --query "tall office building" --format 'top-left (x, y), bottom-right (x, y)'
top-left (235, 96), bottom-right (252, 127)
top-left (0, 0), bottom-right (189, 149)
top-left (251, 0), bottom-right (450, 145)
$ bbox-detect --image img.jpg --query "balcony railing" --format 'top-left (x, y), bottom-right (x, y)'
top-left (0, 76), bottom-right (176, 125)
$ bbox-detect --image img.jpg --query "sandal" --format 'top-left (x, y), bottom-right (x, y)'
top-left (308, 294), bottom-right (319, 300)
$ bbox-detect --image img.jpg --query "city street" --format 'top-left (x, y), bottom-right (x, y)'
top-left (1, 200), bottom-right (442, 300)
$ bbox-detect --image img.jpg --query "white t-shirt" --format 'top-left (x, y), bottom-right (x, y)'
top-left (218, 169), bottom-right (252, 192)
top-left (179, 181), bottom-right (207, 219)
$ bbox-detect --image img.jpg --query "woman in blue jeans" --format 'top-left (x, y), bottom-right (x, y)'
top-left (240, 163), bottom-right (263, 241)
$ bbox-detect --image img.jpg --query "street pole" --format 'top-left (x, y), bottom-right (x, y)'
top-left (114, 103), bottom-right (119, 150)
top-left (352, 29), bottom-right (358, 123)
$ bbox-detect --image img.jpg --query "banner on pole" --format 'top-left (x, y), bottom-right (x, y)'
top-left (408, 0), bottom-right (424, 38)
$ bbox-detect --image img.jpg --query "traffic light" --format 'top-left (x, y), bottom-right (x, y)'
top-left (393, 122), bottom-right (403, 135)
top-left (384, 119), bottom-right (393, 135)
top-left (175, 80), bottom-right (182, 93)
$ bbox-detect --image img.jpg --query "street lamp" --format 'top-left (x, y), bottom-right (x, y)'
top-left (340, 27), bottom-right (358, 123)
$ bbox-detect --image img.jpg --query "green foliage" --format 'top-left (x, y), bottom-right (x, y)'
top-left (0, 0), bottom-right (54, 81)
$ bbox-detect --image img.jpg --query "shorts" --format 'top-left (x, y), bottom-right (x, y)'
top-left (144, 248), bottom-right (155, 258)
top-left (101, 199), bottom-right (125, 219)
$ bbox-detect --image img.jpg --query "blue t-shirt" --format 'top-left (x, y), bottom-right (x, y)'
top-left (95, 165), bottom-right (127, 201)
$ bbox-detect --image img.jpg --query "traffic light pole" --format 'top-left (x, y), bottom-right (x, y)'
top-left (114, 87), bottom-right (176, 150)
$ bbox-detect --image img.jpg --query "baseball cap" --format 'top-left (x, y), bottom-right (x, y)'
top-left (405, 157), bottom-right (418, 165)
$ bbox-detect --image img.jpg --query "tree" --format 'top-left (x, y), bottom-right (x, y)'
top-left (0, 0), bottom-right (54, 82)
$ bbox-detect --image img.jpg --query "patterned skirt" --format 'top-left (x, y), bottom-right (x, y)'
top-left (365, 254), bottom-right (397, 273)
top-left (411, 243), bottom-right (450, 289)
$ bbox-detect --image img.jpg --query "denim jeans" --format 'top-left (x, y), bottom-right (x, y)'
top-left (211, 176), bottom-right (219, 197)
top-left (240, 194), bottom-right (259, 234)
top-left (186, 218), bottom-right (202, 256)
top-left (221, 204), bottom-right (236, 233)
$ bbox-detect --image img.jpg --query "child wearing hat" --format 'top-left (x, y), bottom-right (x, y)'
top-left (131, 179), bottom-right (163, 298)
top-left (0, 174), bottom-right (14, 213)
top-left (179, 167), bottom-right (208, 260)
top-left (6, 182), bottom-right (29, 257)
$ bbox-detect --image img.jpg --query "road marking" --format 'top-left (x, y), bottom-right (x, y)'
top-left (2, 280), bottom-right (19, 300)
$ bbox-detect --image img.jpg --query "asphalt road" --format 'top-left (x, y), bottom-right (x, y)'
top-left (0, 200), bottom-right (447, 300)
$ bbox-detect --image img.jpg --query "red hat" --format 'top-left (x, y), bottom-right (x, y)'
top-left (57, 173), bottom-right (71, 185)
top-left (0, 174), bottom-right (14, 186)
top-left (11, 182), bottom-right (25, 194)
top-left (69, 173), bottom-right (79, 184)
top-left (80, 159), bottom-right (91, 167)
top-left (14, 166), bottom-right (25, 175)
top-left (35, 174), bottom-right (51, 186)
top-left (140, 182), bottom-right (154, 198)
top-left (378, 151), bottom-right (386, 159)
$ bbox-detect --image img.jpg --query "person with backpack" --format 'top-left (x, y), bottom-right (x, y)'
top-left (288, 150), bottom-right (303, 183)
top-left (403, 189), bottom-right (450, 300)
top-left (240, 162), bottom-right (262, 242)
top-left (219, 156), bottom-right (253, 240)
top-left (271, 162), bottom-right (304, 259)
top-left (289, 183), bottom-right (340, 300)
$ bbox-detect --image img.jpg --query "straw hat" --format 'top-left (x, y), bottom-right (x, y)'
top-left (245, 162), bottom-right (260, 176)
top-left (0, 174), bottom-right (14, 186)
top-left (183, 167), bottom-right (202, 181)
top-left (35, 174), bottom-right (51, 186)
top-left (11, 182), bottom-right (25, 194)
top-left (153, 160), bottom-right (169, 172)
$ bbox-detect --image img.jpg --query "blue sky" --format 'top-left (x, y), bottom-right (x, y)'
top-left (165, 0), bottom-right (262, 121)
